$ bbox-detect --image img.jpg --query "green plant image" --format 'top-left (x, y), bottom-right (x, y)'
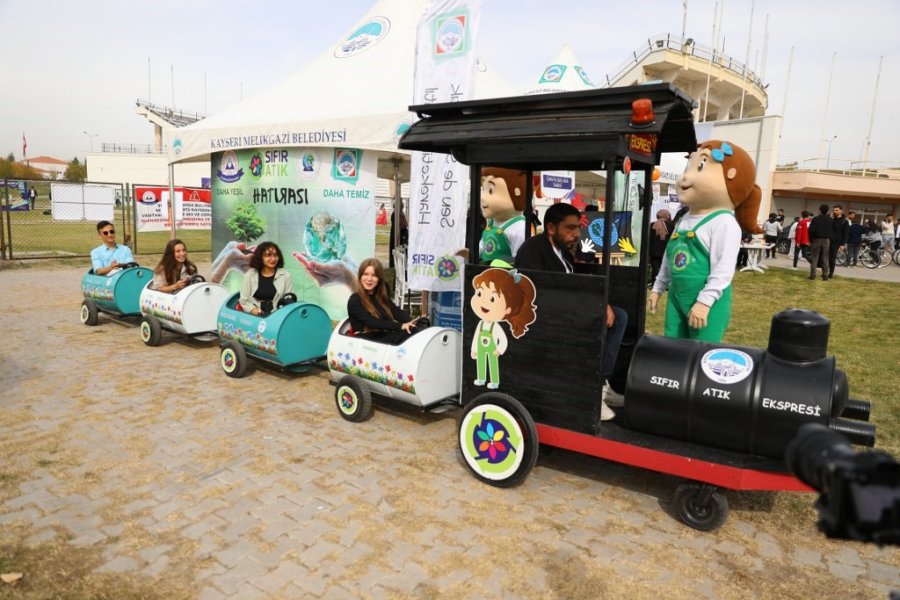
top-left (225, 202), bottom-right (266, 243)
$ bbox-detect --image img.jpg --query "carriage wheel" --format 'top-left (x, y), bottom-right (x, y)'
top-left (334, 375), bottom-right (373, 422)
top-left (220, 341), bottom-right (248, 378)
top-left (140, 316), bottom-right (163, 346)
top-left (80, 299), bottom-right (99, 326)
top-left (457, 392), bottom-right (539, 488)
top-left (672, 482), bottom-right (729, 531)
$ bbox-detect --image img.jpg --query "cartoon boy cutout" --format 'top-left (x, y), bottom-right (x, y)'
top-left (470, 268), bottom-right (537, 389)
top-left (479, 168), bottom-right (528, 264)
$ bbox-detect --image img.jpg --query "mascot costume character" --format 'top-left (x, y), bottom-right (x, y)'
top-left (649, 140), bottom-right (762, 342)
top-left (479, 168), bottom-right (527, 264)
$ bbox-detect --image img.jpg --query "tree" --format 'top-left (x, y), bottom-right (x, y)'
top-left (226, 202), bottom-right (266, 243)
top-left (0, 155), bottom-right (41, 180)
top-left (64, 157), bottom-right (87, 182)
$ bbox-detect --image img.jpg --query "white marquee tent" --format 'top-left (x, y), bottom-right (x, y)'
top-left (165, 0), bottom-right (514, 180)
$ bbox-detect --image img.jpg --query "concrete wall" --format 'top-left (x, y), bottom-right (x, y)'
top-left (86, 153), bottom-right (210, 187)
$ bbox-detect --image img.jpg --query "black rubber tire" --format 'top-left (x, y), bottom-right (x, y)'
top-left (672, 483), bottom-right (729, 531)
top-left (140, 315), bottom-right (163, 346)
top-left (334, 375), bottom-right (374, 422)
top-left (860, 250), bottom-right (880, 269)
top-left (457, 392), bottom-right (539, 488)
top-left (776, 238), bottom-right (791, 255)
top-left (835, 247), bottom-right (849, 267)
top-left (80, 299), bottom-right (99, 326)
top-left (892, 248), bottom-right (900, 266)
top-left (220, 341), bottom-right (248, 378)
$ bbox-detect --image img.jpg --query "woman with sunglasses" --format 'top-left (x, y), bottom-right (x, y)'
top-left (240, 242), bottom-right (294, 316)
top-left (90, 220), bottom-right (134, 275)
top-left (152, 239), bottom-right (198, 293)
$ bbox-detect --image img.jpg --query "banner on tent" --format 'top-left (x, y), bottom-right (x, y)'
top-left (210, 147), bottom-right (375, 320)
top-left (406, 0), bottom-right (481, 292)
top-left (134, 186), bottom-right (211, 232)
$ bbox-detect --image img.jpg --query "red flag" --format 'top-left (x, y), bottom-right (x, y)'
top-left (22, 132), bottom-right (27, 159)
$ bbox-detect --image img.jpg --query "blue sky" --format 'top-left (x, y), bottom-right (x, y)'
top-left (2, 0), bottom-right (897, 169)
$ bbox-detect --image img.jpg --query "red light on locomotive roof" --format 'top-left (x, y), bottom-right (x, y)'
top-left (631, 98), bottom-right (655, 127)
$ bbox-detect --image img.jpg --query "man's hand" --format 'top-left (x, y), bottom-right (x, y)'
top-left (606, 305), bottom-right (615, 328)
top-left (648, 292), bottom-right (660, 314)
top-left (688, 301), bottom-right (711, 329)
top-left (580, 239), bottom-right (596, 254)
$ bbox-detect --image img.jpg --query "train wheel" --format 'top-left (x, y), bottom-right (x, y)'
top-left (140, 316), bottom-right (163, 346)
top-left (457, 392), bottom-right (538, 488)
top-left (220, 341), bottom-right (248, 378)
top-left (334, 375), bottom-right (373, 422)
top-left (673, 483), bottom-right (729, 531)
top-left (80, 299), bottom-right (99, 326)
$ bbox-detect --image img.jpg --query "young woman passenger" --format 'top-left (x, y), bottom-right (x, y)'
top-left (152, 239), bottom-right (198, 293)
top-left (240, 242), bottom-right (293, 316)
top-left (346, 258), bottom-right (420, 344)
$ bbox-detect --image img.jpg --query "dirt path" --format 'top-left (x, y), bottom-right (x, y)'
top-left (0, 265), bottom-right (896, 599)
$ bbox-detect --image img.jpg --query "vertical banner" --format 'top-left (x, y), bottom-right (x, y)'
top-left (210, 147), bottom-right (375, 320)
top-left (407, 0), bottom-right (481, 291)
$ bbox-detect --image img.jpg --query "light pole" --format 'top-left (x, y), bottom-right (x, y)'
top-left (825, 135), bottom-right (837, 170)
top-left (83, 130), bottom-right (98, 153)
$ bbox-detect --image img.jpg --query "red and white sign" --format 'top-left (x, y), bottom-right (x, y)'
top-left (135, 186), bottom-right (211, 232)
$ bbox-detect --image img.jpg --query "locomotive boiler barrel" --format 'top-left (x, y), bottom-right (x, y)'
top-left (624, 334), bottom-right (852, 460)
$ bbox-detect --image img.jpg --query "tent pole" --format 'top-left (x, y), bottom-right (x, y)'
top-left (392, 158), bottom-right (402, 267)
top-left (168, 164), bottom-right (176, 240)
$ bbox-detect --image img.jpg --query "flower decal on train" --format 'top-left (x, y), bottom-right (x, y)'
top-left (473, 419), bottom-right (512, 463)
top-left (327, 351), bottom-right (416, 394)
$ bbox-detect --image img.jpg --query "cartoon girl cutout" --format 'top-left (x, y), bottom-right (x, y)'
top-left (470, 268), bottom-right (537, 389)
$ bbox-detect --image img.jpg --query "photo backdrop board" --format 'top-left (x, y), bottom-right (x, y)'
top-left (211, 147), bottom-right (376, 320)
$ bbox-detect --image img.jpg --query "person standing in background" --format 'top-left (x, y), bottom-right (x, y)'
top-left (793, 211), bottom-right (811, 269)
top-left (828, 205), bottom-right (849, 278)
top-left (808, 205), bottom-right (831, 280)
top-left (846, 211), bottom-right (864, 267)
top-left (648, 208), bottom-right (674, 284)
top-left (762, 213), bottom-right (782, 259)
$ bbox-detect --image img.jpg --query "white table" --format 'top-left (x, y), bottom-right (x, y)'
top-left (740, 243), bottom-right (773, 274)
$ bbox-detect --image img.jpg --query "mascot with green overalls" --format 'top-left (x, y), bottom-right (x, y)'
top-left (649, 140), bottom-right (762, 342)
top-left (479, 168), bottom-right (527, 264)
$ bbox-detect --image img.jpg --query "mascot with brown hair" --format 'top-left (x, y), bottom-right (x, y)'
top-left (479, 168), bottom-right (527, 264)
top-left (649, 140), bottom-right (762, 342)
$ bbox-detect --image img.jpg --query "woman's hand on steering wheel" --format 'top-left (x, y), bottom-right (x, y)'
top-left (401, 321), bottom-right (416, 334)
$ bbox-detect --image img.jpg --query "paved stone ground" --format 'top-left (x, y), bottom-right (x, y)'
top-left (0, 265), bottom-right (897, 599)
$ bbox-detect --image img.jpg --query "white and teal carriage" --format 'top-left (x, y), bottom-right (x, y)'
top-left (216, 294), bottom-right (332, 378)
top-left (80, 264), bottom-right (152, 326)
top-left (326, 319), bottom-right (461, 422)
top-left (139, 278), bottom-right (232, 346)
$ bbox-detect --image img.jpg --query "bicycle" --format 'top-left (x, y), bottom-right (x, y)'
top-left (859, 242), bottom-right (891, 269)
top-left (893, 246), bottom-right (900, 267)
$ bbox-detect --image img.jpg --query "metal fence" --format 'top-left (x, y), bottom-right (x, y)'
top-left (0, 179), bottom-right (131, 260)
top-left (0, 179), bottom-right (211, 260)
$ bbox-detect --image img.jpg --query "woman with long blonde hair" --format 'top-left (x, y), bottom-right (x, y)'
top-left (346, 258), bottom-right (421, 343)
